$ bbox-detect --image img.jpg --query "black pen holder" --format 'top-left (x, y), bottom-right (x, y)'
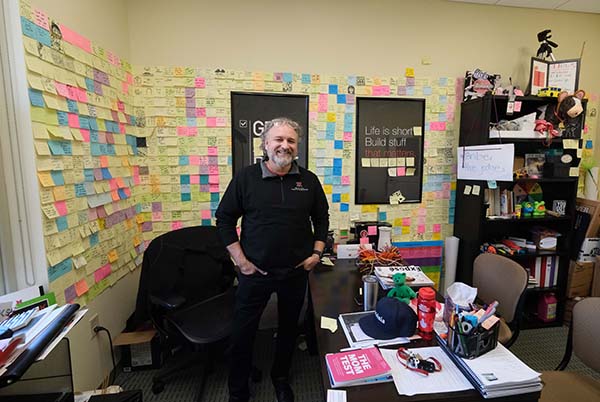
top-left (447, 322), bottom-right (499, 359)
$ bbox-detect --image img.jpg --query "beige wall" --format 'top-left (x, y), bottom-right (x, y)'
top-left (31, 0), bottom-right (131, 59)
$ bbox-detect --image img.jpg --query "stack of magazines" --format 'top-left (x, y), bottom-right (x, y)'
top-left (374, 265), bottom-right (435, 290)
top-left (437, 338), bottom-right (542, 398)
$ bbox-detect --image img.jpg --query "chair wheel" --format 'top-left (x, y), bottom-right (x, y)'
top-left (152, 380), bottom-right (165, 394)
top-left (250, 367), bottom-right (262, 382)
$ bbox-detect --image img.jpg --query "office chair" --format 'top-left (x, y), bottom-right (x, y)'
top-left (472, 253), bottom-right (528, 347)
top-left (540, 297), bottom-right (600, 402)
top-left (133, 225), bottom-right (250, 400)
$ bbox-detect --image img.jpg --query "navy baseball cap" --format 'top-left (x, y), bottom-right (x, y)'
top-left (358, 297), bottom-right (417, 339)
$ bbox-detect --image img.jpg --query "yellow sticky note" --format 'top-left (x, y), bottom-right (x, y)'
top-left (361, 205), bottom-right (378, 213)
top-left (37, 171), bottom-right (54, 187)
top-left (108, 249), bottom-right (118, 263)
top-left (341, 193), bottom-right (350, 202)
top-left (405, 68), bottom-right (415, 78)
top-left (320, 316), bottom-right (338, 333)
top-left (413, 126), bottom-right (422, 136)
top-left (569, 167), bottom-right (579, 177)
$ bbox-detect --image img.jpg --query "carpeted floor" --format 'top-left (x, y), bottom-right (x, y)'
top-left (114, 326), bottom-right (598, 402)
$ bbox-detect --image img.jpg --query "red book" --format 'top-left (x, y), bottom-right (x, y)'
top-left (0, 334), bottom-right (25, 367)
top-left (325, 346), bottom-right (392, 388)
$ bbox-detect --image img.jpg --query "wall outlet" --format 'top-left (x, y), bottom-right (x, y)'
top-left (89, 313), bottom-right (99, 338)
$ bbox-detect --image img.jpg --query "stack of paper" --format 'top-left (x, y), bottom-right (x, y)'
top-left (374, 266), bottom-right (435, 290)
top-left (438, 339), bottom-right (542, 398)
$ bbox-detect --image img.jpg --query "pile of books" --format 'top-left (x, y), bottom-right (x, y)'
top-left (374, 265), bottom-right (435, 290)
top-left (438, 339), bottom-right (542, 398)
top-left (325, 346), bottom-right (392, 388)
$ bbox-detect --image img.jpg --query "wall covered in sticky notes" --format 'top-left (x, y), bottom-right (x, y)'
top-left (20, 0), bottom-right (460, 306)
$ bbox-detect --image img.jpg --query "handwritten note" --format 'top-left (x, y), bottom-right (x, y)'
top-left (457, 144), bottom-right (514, 181)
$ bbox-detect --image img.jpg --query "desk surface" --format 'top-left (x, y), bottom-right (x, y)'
top-left (308, 260), bottom-right (540, 402)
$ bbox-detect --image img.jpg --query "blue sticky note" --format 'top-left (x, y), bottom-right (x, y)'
top-left (66, 99), bottom-right (79, 113)
top-left (487, 180), bottom-right (497, 189)
top-left (35, 25), bottom-right (51, 47)
top-left (211, 193), bottom-right (220, 202)
top-left (586, 140), bottom-right (593, 149)
top-left (181, 184), bottom-right (191, 193)
top-left (106, 144), bottom-right (116, 155)
top-left (406, 87), bottom-right (415, 96)
top-left (101, 168), bottom-right (112, 179)
top-left (324, 167), bottom-right (333, 176)
top-left (439, 95), bottom-right (448, 104)
top-left (57, 111), bottom-right (69, 126)
top-left (332, 194), bottom-right (341, 203)
top-left (326, 131), bottom-right (335, 141)
top-left (423, 87), bottom-right (433, 96)
top-left (333, 167), bottom-right (342, 176)
top-left (118, 188), bottom-right (127, 199)
top-left (85, 78), bottom-right (95, 92)
top-left (439, 113), bottom-right (447, 122)
top-left (334, 140), bottom-right (343, 150)
top-left (51, 170), bottom-right (65, 185)
top-left (326, 122), bottom-right (336, 135)
top-left (48, 257), bottom-right (72, 282)
top-left (332, 176), bottom-right (341, 185)
top-left (301, 74), bottom-right (311, 84)
top-left (21, 17), bottom-right (36, 39)
top-left (179, 156), bottom-right (189, 165)
top-left (88, 118), bottom-right (98, 131)
top-left (283, 73), bottom-right (293, 82)
top-left (439, 77), bottom-right (448, 86)
top-left (90, 232), bottom-right (99, 246)
top-left (210, 201), bottom-right (219, 210)
top-left (74, 183), bottom-right (86, 197)
top-left (344, 120), bottom-right (353, 132)
top-left (337, 94), bottom-right (346, 104)
top-left (202, 219), bottom-right (212, 226)
top-left (378, 212), bottom-right (387, 221)
top-left (181, 193), bottom-right (191, 202)
top-left (340, 203), bottom-right (349, 212)
top-left (187, 117), bottom-right (196, 126)
top-left (324, 176), bottom-right (333, 185)
top-left (180, 174), bottom-right (190, 184)
top-left (329, 85), bottom-right (338, 94)
top-left (84, 169), bottom-right (94, 182)
top-left (28, 89), bottom-right (45, 107)
top-left (56, 216), bottom-right (69, 232)
top-left (333, 158), bottom-right (342, 168)
top-left (90, 130), bottom-right (99, 143)
top-left (79, 115), bottom-right (90, 129)
top-left (347, 76), bottom-right (357, 86)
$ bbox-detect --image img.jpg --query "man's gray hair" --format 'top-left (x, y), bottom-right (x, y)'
top-left (260, 117), bottom-right (303, 157)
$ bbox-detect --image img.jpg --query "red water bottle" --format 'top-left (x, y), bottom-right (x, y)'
top-left (417, 287), bottom-right (436, 340)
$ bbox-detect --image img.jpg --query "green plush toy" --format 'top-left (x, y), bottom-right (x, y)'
top-left (387, 272), bottom-right (416, 304)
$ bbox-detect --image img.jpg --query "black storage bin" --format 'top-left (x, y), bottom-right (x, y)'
top-left (447, 322), bottom-right (499, 359)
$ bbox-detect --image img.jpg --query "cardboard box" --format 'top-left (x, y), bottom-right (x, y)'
top-left (566, 260), bottom-right (594, 297)
top-left (114, 329), bottom-right (162, 372)
top-left (563, 297), bottom-right (585, 326)
top-left (577, 238), bottom-right (600, 262)
top-left (593, 257), bottom-right (600, 297)
top-left (576, 198), bottom-right (600, 238)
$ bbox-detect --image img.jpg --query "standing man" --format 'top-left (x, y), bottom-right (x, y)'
top-left (216, 117), bottom-right (329, 402)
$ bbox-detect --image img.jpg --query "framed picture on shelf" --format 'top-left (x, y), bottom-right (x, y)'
top-left (528, 57), bottom-right (580, 96)
top-left (525, 153), bottom-right (546, 178)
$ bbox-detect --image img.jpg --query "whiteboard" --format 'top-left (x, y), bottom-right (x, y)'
top-left (457, 144), bottom-right (514, 181)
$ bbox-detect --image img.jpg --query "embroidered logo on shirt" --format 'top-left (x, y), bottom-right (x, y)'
top-left (291, 181), bottom-right (309, 191)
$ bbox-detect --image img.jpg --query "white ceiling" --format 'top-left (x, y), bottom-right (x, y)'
top-left (447, 0), bottom-right (600, 14)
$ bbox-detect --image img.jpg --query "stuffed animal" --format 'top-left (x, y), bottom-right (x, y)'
top-left (544, 90), bottom-right (586, 138)
top-left (522, 201), bottom-right (534, 217)
top-left (387, 272), bottom-right (416, 304)
top-left (533, 201), bottom-right (546, 217)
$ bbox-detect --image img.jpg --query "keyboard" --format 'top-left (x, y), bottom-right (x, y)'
top-left (0, 308), bottom-right (37, 331)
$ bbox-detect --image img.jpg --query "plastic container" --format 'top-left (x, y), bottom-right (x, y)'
top-left (537, 292), bottom-right (557, 323)
top-left (448, 322), bottom-right (499, 359)
top-left (417, 287), bottom-right (436, 340)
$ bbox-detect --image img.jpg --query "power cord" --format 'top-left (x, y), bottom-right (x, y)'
top-left (94, 326), bottom-right (116, 386)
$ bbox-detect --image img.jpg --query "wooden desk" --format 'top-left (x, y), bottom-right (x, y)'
top-left (307, 259), bottom-right (540, 402)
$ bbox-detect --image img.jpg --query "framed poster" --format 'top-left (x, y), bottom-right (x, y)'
top-left (529, 57), bottom-right (580, 95)
top-left (231, 92), bottom-right (309, 175)
top-left (355, 97), bottom-right (425, 204)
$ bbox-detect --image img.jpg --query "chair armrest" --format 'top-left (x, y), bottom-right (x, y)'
top-left (150, 293), bottom-right (186, 310)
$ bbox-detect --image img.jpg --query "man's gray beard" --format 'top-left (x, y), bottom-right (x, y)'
top-left (269, 151), bottom-right (293, 168)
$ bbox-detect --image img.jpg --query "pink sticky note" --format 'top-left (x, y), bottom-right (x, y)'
top-left (402, 218), bottom-right (411, 226)
top-left (343, 132), bottom-right (353, 141)
top-left (372, 86), bottom-right (391, 96)
top-left (208, 175), bottom-right (219, 184)
top-left (55, 82), bottom-right (69, 97)
top-left (195, 77), bottom-right (206, 88)
top-left (514, 101), bottom-right (522, 112)
top-left (67, 113), bottom-right (79, 128)
top-left (80, 129), bottom-right (90, 142)
top-left (209, 184), bottom-right (219, 192)
top-left (109, 179), bottom-right (118, 191)
top-left (367, 225), bottom-right (377, 235)
top-left (359, 237), bottom-right (370, 245)
top-left (76, 87), bottom-right (88, 103)
top-left (172, 221), bottom-right (183, 230)
top-left (177, 126), bottom-right (188, 136)
top-left (188, 127), bottom-right (198, 136)
top-left (206, 117), bottom-right (217, 127)
top-left (190, 175), bottom-right (200, 184)
top-left (122, 81), bottom-right (129, 94)
top-left (433, 224), bottom-right (441, 233)
top-left (417, 225), bottom-right (426, 234)
top-left (208, 165), bottom-right (219, 175)
top-left (55, 201), bottom-right (68, 216)
top-left (309, 111), bottom-right (318, 121)
top-left (207, 146), bottom-right (218, 156)
top-left (126, 72), bottom-right (133, 85)
top-left (341, 176), bottom-right (351, 185)
top-left (33, 8), bottom-right (50, 30)
top-left (201, 210), bottom-right (211, 219)
top-left (397, 167), bottom-right (406, 176)
top-left (59, 24), bottom-right (91, 52)
top-left (189, 156), bottom-right (201, 165)
top-left (66, 86), bottom-right (77, 100)
top-left (196, 108), bottom-right (206, 117)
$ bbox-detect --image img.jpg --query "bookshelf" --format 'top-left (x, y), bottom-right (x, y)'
top-left (454, 93), bottom-right (584, 328)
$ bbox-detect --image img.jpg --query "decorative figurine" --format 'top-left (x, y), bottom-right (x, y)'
top-left (522, 201), bottom-right (534, 218)
top-left (387, 273), bottom-right (417, 304)
top-left (533, 201), bottom-right (546, 217)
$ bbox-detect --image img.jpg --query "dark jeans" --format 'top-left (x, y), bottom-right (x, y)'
top-left (229, 269), bottom-right (308, 401)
